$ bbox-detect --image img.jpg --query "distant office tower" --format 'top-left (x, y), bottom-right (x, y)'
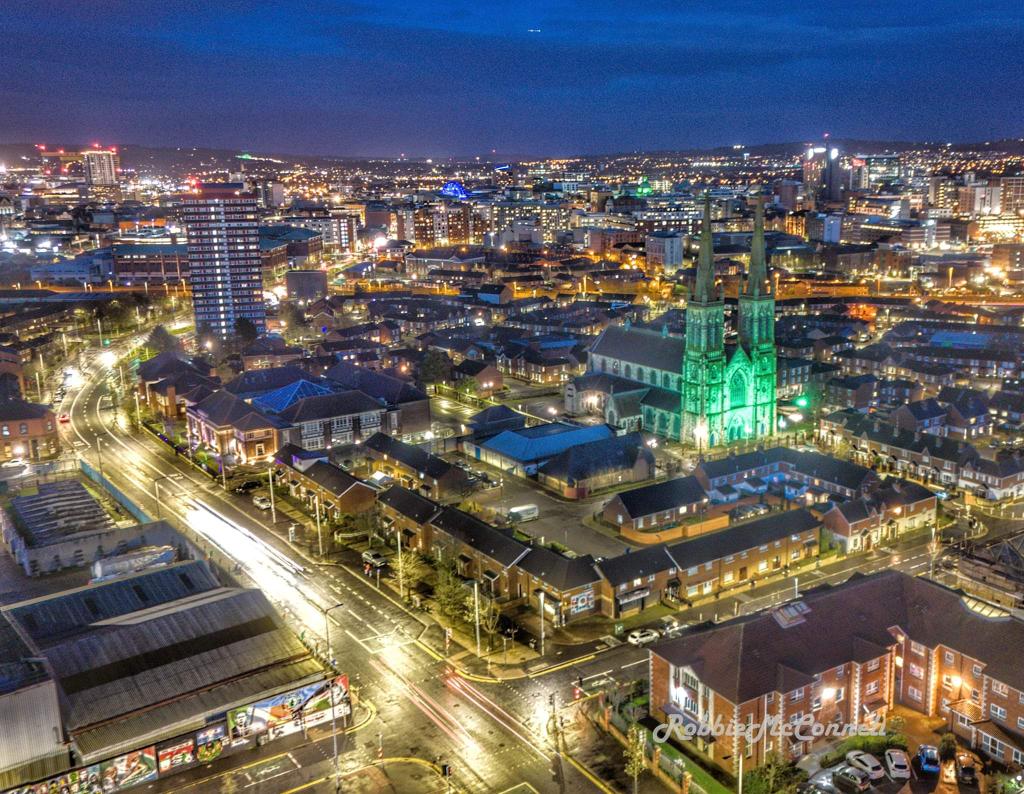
top-left (850, 154), bottom-right (900, 190)
top-left (183, 183), bottom-right (265, 338)
top-left (1000, 176), bottom-right (1024, 215)
top-left (646, 231), bottom-right (684, 273)
top-left (257, 180), bottom-right (285, 208)
top-left (802, 146), bottom-right (828, 196)
top-left (82, 148), bottom-right (119, 185)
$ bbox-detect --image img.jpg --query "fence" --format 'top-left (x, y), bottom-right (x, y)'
top-left (80, 459), bottom-right (154, 524)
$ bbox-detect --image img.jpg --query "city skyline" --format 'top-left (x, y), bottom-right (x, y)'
top-left (4, 0), bottom-right (1024, 158)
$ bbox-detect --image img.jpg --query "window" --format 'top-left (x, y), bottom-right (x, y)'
top-left (836, 666), bottom-right (845, 678)
top-left (866, 658), bottom-right (880, 672)
top-left (766, 692), bottom-right (775, 704)
top-left (790, 689), bottom-right (803, 702)
top-left (865, 680), bottom-right (880, 696)
top-left (973, 664), bottom-right (983, 677)
top-left (702, 581), bottom-right (713, 594)
top-left (758, 560), bottom-right (768, 573)
top-left (1014, 748), bottom-right (1024, 767)
top-left (992, 681), bottom-right (1009, 697)
top-left (908, 663), bottom-right (925, 680)
top-left (907, 686), bottom-right (922, 702)
top-left (687, 584), bottom-right (699, 598)
top-left (723, 572), bottom-right (735, 584)
top-left (811, 696), bottom-right (821, 711)
top-left (990, 704), bottom-right (1007, 721)
top-left (944, 651), bottom-right (955, 665)
top-left (687, 566), bottom-right (698, 576)
top-left (1018, 716), bottom-right (1024, 731)
top-left (835, 687), bottom-right (845, 703)
top-left (910, 641), bottom-right (926, 656)
top-left (648, 574), bottom-right (656, 583)
top-left (19, 423), bottom-right (27, 435)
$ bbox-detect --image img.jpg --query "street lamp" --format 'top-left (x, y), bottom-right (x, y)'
top-left (322, 603), bottom-right (345, 794)
top-left (153, 474), bottom-right (174, 521)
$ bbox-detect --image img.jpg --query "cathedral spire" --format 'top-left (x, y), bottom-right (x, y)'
top-left (693, 193), bottom-right (717, 303)
top-left (744, 196), bottom-right (768, 297)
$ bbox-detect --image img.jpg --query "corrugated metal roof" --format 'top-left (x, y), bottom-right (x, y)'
top-left (72, 658), bottom-right (324, 762)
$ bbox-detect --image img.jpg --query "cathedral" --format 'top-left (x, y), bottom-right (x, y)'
top-left (567, 196), bottom-right (777, 448)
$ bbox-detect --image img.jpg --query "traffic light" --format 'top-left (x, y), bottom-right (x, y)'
top-left (794, 395), bottom-right (809, 409)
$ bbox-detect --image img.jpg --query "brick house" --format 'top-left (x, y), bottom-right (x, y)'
top-left (0, 401), bottom-right (58, 462)
top-left (648, 571), bottom-right (1024, 776)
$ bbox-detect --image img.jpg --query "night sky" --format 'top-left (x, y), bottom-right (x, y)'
top-left (4, 0), bottom-right (1023, 158)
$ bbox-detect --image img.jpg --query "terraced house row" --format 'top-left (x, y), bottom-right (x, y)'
top-left (378, 483), bottom-right (824, 625)
top-left (648, 571), bottom-right (1024, 776)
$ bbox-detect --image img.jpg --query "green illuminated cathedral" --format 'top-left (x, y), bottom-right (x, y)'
top-left (681, 196), bottom-right (776, 447)
top-left (575, 195), bottom-right (776, 448)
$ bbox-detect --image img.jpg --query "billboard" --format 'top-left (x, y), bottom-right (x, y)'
top-left (5, 747), bottom-right (158, 794)
top-left (227, 675), bottom-right (350, 744)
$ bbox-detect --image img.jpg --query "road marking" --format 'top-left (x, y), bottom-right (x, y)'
top-left (620, 658), bottom-right (647, 670)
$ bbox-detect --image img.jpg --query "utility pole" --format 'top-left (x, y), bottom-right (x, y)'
top-left (323, 604), bottom-right (344, 794)
top-left (95, 436), bottom-right (105, 478)
top-left (267, 463), bottom-right (277, 524)
top-left (539, 591), bottom-right (546, 656)
top-left (396, 523), bottom-right (404, 599)
top-left (315, 494), bottom-right (324, 557)
top-left (473, 580), bottom-right (481, 657)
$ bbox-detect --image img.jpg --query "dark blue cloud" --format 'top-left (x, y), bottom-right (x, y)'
top-left (1, 0), bottom-right (1022, 156)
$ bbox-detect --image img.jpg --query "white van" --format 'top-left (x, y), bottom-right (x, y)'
top-left (508, 504), bottom-right (539, 523)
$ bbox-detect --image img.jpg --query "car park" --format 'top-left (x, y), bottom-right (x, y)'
top-left (252, 495), bottom-right (272, 510)
top-left (845, 751), bottom-right (885, 781)
top-left (626, 628), bottom-right (661, 646)
top-left (884, 748), bottom-right (911, 781)
top-left (955, 752), bottom-right (978, 785)
top-left (916, 744), bottom-right (941, 775)
top-left (831, 766), bottom-right (870, 793)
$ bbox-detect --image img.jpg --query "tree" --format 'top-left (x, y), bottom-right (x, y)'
top-left (145, 325), bottom-right (180, 354)
top-left (393, 547), bottom-right (425, 600)
top-left (938, 732), bottom-right (957, 761)
top-left (479, 592), bottom-right (501, 650)
top-left (419, 349), bottom-right (452, 384)
top-left (742, 752), bottom-right (806, 794)
top-left (623, 722), bottom-right (646, 794)
top-left (434, 551), bottom-right (467, 620)
top-left (279, 302), bottom-right (308, 333)
top-left (234, 317), bottom-right (259, 345)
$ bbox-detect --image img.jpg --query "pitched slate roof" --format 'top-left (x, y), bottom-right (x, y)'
top-left (589, 324), bottom-right (687, 372)
top-left (517, 546), bottom-right (601, 592)
top-left (613, 476), bottom-right (708, 519)
top-left (667, 509), bottom-right (820, 570)
top-left (900, 398), bottom-right (947, 421)
top-left (652, 570), bottom-right (1024, 703)
top-left (277, 390), bottom-right (383, 423)
top-left (295, 461), bottom-right (371, 498)
top-left (325, 361), bottom-right (427, 405)
top-left (378, 485), bottom-right (442, 524)
top-left (224, 365), bottom-right (310, 399)
top-left (362, 432), bottom-right (458, 480)
top-left (429, 507), bottom-right (529, 568)
top-left (538, 432), bottom-right (652, 483)
top-left (597, 545), bottom-right (678, 587)
top-left (189, 390), bottom-right (286, 431)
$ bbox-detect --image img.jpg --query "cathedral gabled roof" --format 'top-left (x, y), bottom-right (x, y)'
top-left (589, 324), bottom-right (686, 373)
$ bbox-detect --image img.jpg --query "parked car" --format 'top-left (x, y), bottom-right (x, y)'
top-left (454, 460), bottom-right (472, 471)
top-left (659, 616), bottom-right (683, 636)
top-left (916, 744), bottom-right (941, 775)
top-left (884, 748), bottom-right (911, 781)
top-left (845, 750), bottom-right (885, 781)
top-left (233, 480), bottom-right (261, 494)
top-left (252, 495), bottom-right (272, 510)
top-left (831, 766), bottom-right (870, 793)
top-left (361, 550), bottom-right (387, 569)
top-left (955, 753), bottom-right (978, 786)
top-left (626, 628), bottom-right (661, 646)
top-left (1, 458), bottom-right (25, 468)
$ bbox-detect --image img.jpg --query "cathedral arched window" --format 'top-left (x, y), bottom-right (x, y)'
top-left (624, 364), bottom-right (632, 379)
top-left (637, 367), bottom-right (645, 383)
top-left (598, 357), bottom-right (606, 372)
top-left (662, 373), bottom-right (670, 388)
top-left (729, 371), bottom-right (747, 408)
top-left (649, 370), bottom-right (658, 386)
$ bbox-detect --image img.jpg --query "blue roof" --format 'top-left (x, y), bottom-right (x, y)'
top-left (482, 422), bottom-right (613, 463)
top-left (253, 379), bottom-right (334, 414)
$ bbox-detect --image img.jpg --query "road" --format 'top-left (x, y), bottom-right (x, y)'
top-left (65, 344), bottom-right (616, 794)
